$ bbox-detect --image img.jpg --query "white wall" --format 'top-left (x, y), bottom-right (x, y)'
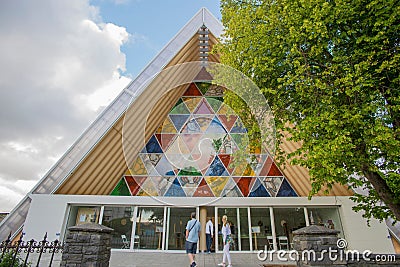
top-left (337, 197), bottom-right (394, 254)
top-left (23, 194), bottom-right (394, 254)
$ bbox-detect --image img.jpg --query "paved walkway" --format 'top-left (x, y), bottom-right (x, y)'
top-left (109, 251), bottom-right (296, 267)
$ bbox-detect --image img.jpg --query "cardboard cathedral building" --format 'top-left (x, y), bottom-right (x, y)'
top-left (0, 8), bottom-right (398, 254)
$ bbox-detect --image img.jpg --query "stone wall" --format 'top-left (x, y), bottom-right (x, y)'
top-left (60, 223), bottom-right (113, 267)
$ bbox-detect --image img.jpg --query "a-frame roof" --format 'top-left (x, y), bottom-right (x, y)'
top-left (0, 8), bottom-right (223, 240)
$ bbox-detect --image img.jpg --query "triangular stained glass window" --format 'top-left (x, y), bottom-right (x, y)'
top-left (113, 82), bottom-right (298, 198)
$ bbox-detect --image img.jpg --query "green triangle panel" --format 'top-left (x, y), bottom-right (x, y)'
top-left (170, 101), bottom-right (190, 114)
top-left (195, 82), bottom-right (211, 95)
top-left (111, 178), bottom-right (131, 196)
top-left (205, 97), bottom-right (223, 113)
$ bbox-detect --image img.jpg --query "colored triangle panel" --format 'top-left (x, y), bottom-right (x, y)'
top-left (249, 178), bottom-right (271, 197)
top-left (205, 116), bottom-right (227, 134)
top-left (194, 67), bottom-right (213, 81)
top-left (267, 162), bottom-right (283, 176)
top-left (164, 178), bottom-right (186, 196)
top-left (110, 178), bottom-right (131, 196)
top-left (193, 178), bottom-right (215, 197)
top-left (125, 176), bottom-right (141, 196)
top-left (276, 179), bottom-right (298, 197)
top-left (205, 156), bottom-right (229, 176)
top-left (178, 166), bottom-right (202, 176)
top-left (204, 84), bottom-right (225, 96)
top-left (205, 97), bottom-right (223, 113)
top-left (181, 118), bottom-right (201, 133)
top-left (195, 82), bottom-right (211, 95)
top-left (161, 117), bottom-right (178, 133)
top-left (137, 178), bottom-right (158, 196)
top-left (155, 155), bottom-right (175, 176)
top-left (183, 83), bottom-right (202, 96)
top-left (205, 176), bottom-right (229, 197)
top-left (182, 97), bottom-right (202, 112)
top-left (169, 114), bottom-right (190, 132)
top-left (218, 154), bottom-right (234, 174)
top-left (230, 118), bottom-right (247, 133)
top-left (143, 135), bottom-right (163, 153)
top-left (218, 114), bottom-right (237, 132)
top-left (158, 134), bottom-right (176, 150)
top-left (151, 176), bottom-right (173, 196)
top-left (170, 102), bottom-right (190, 114)
top-left (259, 156), bottom-right (273, 176)
top-left (194, 98), bottom-right (214, 114)
top-left (129, 156), bottom-right (147, 175)
top-left (261, 177), bottom-right (283, 197)
top-left (181, 133), bottom-right (202, 152)
top-left (178, 176), bottom-right (202, 187)
top-left (234, 177), bottom-right (256, 197)
top-left (194, 115), bottom-right (213, 132)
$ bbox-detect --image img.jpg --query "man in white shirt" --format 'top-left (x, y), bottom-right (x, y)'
top-left (205, 217), bottom-right (214, 253)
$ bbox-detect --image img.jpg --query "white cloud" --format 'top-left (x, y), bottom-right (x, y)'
top-left (0, 0), bottom-right (132, 211)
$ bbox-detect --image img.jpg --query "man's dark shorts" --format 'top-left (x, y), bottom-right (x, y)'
top-left (185, 240), bottom-right (197, 254)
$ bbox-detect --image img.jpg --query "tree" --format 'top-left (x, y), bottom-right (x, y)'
top-left (218, 0), bottom-right (400, 222)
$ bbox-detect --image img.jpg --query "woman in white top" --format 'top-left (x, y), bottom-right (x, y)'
top-left (218, 215), bottom-right (232, 267)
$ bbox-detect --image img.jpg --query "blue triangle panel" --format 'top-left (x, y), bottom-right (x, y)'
top-left (276, 179), bottom-right (298, 197)
top-left (230, 119), bottom-right (247, 133)
top-left (164, 178), bottom-right (186, 197)
top-left (249, 178), bottom-right (270, 197)
top-left (142, 135), bottom-right (163, 153)
top-left (169, 114), bottom-right (190, 132)
top-left (205, 117), bottom-right (227, 134)
top-left (205, 156), bottom-right (229, 176)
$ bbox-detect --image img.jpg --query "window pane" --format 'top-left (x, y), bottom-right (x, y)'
top-left (250, 208), bottom-right (272, 251)
top-left (307, 207), bottom-right (344, 238)
top-left (135, 207), bottom-right (164, 250)
top-left (273, 207), bottom-right (306, 250)
top-left (239, 208), bottom-right (250, 251)
top-left (102, 206), bottom-right (134, 249)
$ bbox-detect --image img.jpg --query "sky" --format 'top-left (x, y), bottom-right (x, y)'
top-left (0, 0), bottom-right (221, 212)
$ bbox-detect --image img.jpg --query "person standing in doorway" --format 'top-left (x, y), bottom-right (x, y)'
top-left (205, 217), bottom-right (214, 253)
top-left (218, 215), bottom-right (232, 267)
top-left (186, 211), bottom-right (201, 267)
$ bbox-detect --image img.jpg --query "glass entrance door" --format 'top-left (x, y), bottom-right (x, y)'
top-left (167, 207), bottom-right (196, 250)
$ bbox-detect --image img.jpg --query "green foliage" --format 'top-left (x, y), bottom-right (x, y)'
top-left (219, 0), bottom-right (400, 222)
top-left (0, 250), bottom-right (29, 267)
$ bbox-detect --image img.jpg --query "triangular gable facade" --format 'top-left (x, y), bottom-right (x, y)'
top-left (0, 8), bottom-right (352, 240)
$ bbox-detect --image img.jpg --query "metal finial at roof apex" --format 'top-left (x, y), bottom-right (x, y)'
top-left (198, 25), bottom-right (209, 64)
